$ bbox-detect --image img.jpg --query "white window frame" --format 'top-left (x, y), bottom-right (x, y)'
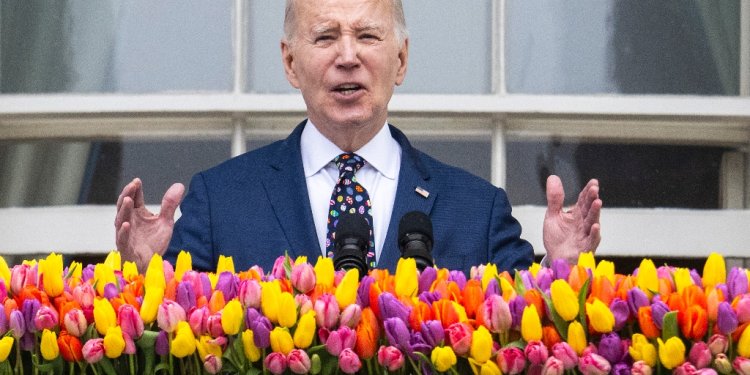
top-left (0, 0), bottom-right (749, 262)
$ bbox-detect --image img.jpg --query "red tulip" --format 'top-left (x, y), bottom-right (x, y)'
top-left (58, 333), bottom-right (83, 362)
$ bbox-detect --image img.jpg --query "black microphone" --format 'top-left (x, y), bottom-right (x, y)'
top-left (398, 211), bottom-right (434, 271)
top-left (333, 213), bottom-right (370, 277)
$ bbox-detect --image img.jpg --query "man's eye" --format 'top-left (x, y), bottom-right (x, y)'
top-left (315, 35), bottom-right (334, 43)
top-left (360, 34), bottom-right (379, 40)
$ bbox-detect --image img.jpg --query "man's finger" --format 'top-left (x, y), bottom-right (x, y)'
top-left (116, 222), bottom-right (130, 251)
top-left (545, 175), bottom-right (565, 214)
top-left (117, 178), bottom-right (139, 211)
top-left (160, 183), bottom-right (185, 220)
top-left (115, 197), bottom-right (134, 228)
top-left (132, 178), bottom-right (146, 208)
top-left (584, 198), bottom-right (602, 231)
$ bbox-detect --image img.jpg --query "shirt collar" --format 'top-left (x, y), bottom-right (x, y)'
top-left (301, 119), bottom-right (400, 180)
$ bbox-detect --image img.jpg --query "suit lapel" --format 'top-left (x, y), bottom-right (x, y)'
top-left (261, 122), bottom-right (322, 261)
top-left (378, 126), bottom-right (436, 269)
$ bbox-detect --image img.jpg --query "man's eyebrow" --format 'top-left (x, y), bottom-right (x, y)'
top-left (311, 23), bottom-right (338, 35)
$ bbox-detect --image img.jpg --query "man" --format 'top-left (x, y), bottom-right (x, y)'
top-left (116, 0), bottom-right (601, 273)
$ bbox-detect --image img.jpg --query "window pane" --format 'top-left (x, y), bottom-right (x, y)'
top-left (411, 139), bottom-right (492, 182)
top-left (0, 138), bottom-right (231, 207)
top-left (505, 140), bottom-right (728, 208)
top-left (0, 0), bottom-right (233, 93)
top-left (245, 0), bottom-right (493, 94)
top-left (505, 0), bottom-right (740, 95)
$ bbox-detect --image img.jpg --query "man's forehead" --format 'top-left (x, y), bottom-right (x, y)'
top-left (297, 0), bottom-right (392, 29)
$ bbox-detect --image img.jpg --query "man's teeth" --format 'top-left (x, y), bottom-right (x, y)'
top-left (335, 84), bottom-right (361, 93)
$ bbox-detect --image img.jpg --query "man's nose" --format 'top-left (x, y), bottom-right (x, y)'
top-left (335, 36), bottom-right (360, 69)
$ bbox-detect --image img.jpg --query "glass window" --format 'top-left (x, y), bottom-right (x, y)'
top-left (0, 0), bottom-right (233, 93)
top-left (505, 139), bottom-right (729, 208)
top-left (0, 138), bottom-right (231, 207)
top-left (411, 139), bottom-right (492, 182)
top-left (245, 0), bottom-right (493, 94)
top-left (505, 0), bottom-right (740, 95)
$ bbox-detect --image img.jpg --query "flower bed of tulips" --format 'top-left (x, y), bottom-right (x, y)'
top-left (0, 250), bottom-right (750, 375)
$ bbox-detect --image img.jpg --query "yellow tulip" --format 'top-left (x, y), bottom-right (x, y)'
top-left (314, 256), bottom-right (335, 289)
top-left (41, 252), bottom-right (64, 297)
top-left (567, 321), bottom-right (587, 355)
top-left (40, 329), bottom-right (59, 360)
top-left (637, 258), bottom-right (658, 296)
top-left (395, 258), bottom-right (417, 298)
top-left (68, 261), bottom-right (82, 280)
top-left (335, 268), bottom-right (359, 309)
top-left (586, 298), bottom-right (615, 333)
top-left (104, 251), bottom-right (122, 272)
top-left (208, 273), bottom-right (218, 289)
top-left (261, 280), bottom-right (282, 324)
top-left (103, 326), bottom-right (125, 359)
top-left (452, 301), bottom-right (468, 323)
top-left (481, 263), bottom-right (498, 292)
top-left (594, 260), bottom-right (615, 284)
top-left (294, 311), bottom-right (316, 349)
top-left (480, 360), bottom-right (501, 375)
top-left (702, 252), bottom-right (726, 290)
top-left (221, 299), bottom-right (244, 335)
top-left (93, 262), bottom-right (116, 296)
top-left (528, 262), bottom-right (541, 278)
top-left (521, 305), bottom-right (542, 342)
top-left (175, 250), bottom-right (192, 281)
top-left (673, 268), bottom-right (693, 293)
top-left (657, 337), bottom-right (685, 370)
top-left (277, 292), bottom-right (299, 329)
top-left (144, 254), bottom-right (166, 291)
top-left (629, 333), bottom-right (656, 367)
top-left (294, 256), bottom-right (308, 266)
top-left (0, 337), bottom-right (13, 362)
top-left (171, 321), bottom-right (196, 358)
top-left (577, 252), bottom-right (596, 271)
top-left (122, 261), bottom-right (138, 281)
top-left (93, 298), bottom-right (117, 335)
top-left (470, 326), bottom-right (492, 364)
top-left (196, 335), bottom-right (223, 360)
top-left (216, 255), bottom-right (235, 275)
top-left (431, 346), bottom-right (457, 372)
top-left (738, 323), bottom-right (750, 357)
top-left (550, 279), bottom-right (579, 321)
top-left (270, 327), bottom-right (294, 355)
top-left (0, 256), bottom-right (10, 287)
top-left (140, 286), bottom-right (165, 324)
top-left (242, 329), bottom-right (261, 362)
top-left (499, 277), bottom-right (516, 301)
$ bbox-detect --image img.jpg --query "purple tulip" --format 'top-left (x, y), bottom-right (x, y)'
top-left (82, 264), bottom-right (95, 282)
top-left (552, 258), bottom-right (571, 281)
top-left (214, 272), bottom-right (238, 301)
top-left (520, 271), bottom-right (535, 291)
top-left (717, 301), bottom-right (738, 335)
top-left (9, 310), bottom-right (25, 339)
top-left (651, 301), bottom-right (670, 329)
top-left (612, 362), bottom-right (631, 375)
top-left (199, 273), bottom-right (212, 299)
top-left (610, 298), bottom-right (630, 331)
top-left (509, 295), bottom-right (526, 329)
top-left (536, 268), bottom-right (553, 293)
top-left (21, 299), bottom-right (40, 333)
top-left (0, 305), bottom-right (7, 335)
top-left (418, 291), bottom-right (441, 305)
top-left (448, 271), bottom-right (466, 289)
top-left (409, 332), bottom-right (432, 358)
top-left (176, 281), bottom-right (196, 312)
top-left (420, 320), bottom-right (444, 348)
top-left (689, 270), bottom-right (703, 288)
top-left (20, 331), bottom-right (35, 351)
top-left (418, 267), bottom-right (437, 294)
top-left (728, 268), bottom-right (748, 300)
top-left (597, 333), bottom-right (624, 364)
top-left (384, 317), bottom-right (411, 352)
top-left (357, 276), bottom-right (374, 307)
top-left (250, 316), bottom-right (272, 349)
top-left (155, 330), bottom-right (169, 356)
top-left (244, 307), bottom-right (260, 331)
top-left (379, 293), bottom-right (411, 322)
top-left (102, 283), bottom-right (119, 300)
top-left (627, 288), bottom-right (650, 316)
top-left (484, 278), bottom-right (501, 298)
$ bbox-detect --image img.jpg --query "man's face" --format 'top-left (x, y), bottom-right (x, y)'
top-left (282, 0), bottom-right (408, 137)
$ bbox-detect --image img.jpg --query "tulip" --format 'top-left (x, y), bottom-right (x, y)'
top-left (206, 313), bottom-right (224, 338)
top-left (0, 337), bottom-right (13, 362)
top-left (324, 326), bottom-right (356, 357)
top-left (354, 308), bottom-right (378, 359)
top-left (629, 333), bottom-right (656, 367)
top-left (702, 252), bottom-right (726, 290)
top-left (521, 340), bottom-right (547, 366)
top-left (290, 263), bottom-right (316, 294)
top-left (288, 349), bottom-right (311, 374)
top-left (264, 352), bottom-right (288, 375)
top-left (249, 315), bottom-right (272, 349)
top-left (578, 352), bottom-right (611, 375)
top-left (609, 298), bottom-right (629, 331)
top-left (221, 299), bottom-right (243, 335)
top-left (198, 354), bottom-right (220, 374)
top-left (338, 347), bottom-right (361, 374)
top-left (0, 305), bottom-right (6, 336)
top-left (597, 332), bottom-right (624, 364)
top-left (707, 334), bottom-right (728, 355)
top-left (714, 353), bottom-right (732, 374)
top-left (521, 305), bottom-right (543, 342)
top-left (567, 320), bottom-right (587, 355)
top-left (34, 305), bottom-right (59, 332)
top-left (737, 295), bottom-right (750, 323)
top-left (637, 259), bottom-right (659, 295)
top-left (445, 322), bottom-right (473, 356)
top-left (103, 326), bottom-right (125, 359)
top-left (542, 356), bottom-right (564, 375)
top-left (40, 329), bottom-right (59, 360)
top-left (171, 321), bottom-right (196, 358)
top-left (631, 361), bottom-right (653, 375)
top-left (314, 293), bottom-right (340, 329)
top-left (270, 327), bottom-right (294, 355)
top-left (8, 310), bottom-right (25, 339)
top-left (314, 256), bottom-right (335, 289)
top-left (340, 303), bottom-right (361, 329)
top-left (155, 331), bottom-right (169, 356)
top-left (188, 306), bottom-right (209, 336)
top-left (379, 292), bottom-right (411, 323)
top-left (420, 320), bottom-right (444, 348)
top-left (552, 342), bottom-right (578, 370)
top-left (258, 280), bottom-right (281, 324)
top-left (196, 335), bottom-right (223, 361)
top-left (470, 325), bottom-right (493, 364)
top-left (0, 256), bottom-right (9, 287)
top-left (93, 263), bottom-right (116, 296)
top-left (215, 272), bottom-right (238, 302)
top-left (716, 301), bottom-right (738, 336)
top-left (687, 341), bottom-right (711, 369)
top-left (335, 268), bottom-right (359, 308)
top-left (735, 357), bottom-right (750, 375)
top-left (430, 345), bottom-right (456, 372)
top-left (550, 279), bottom-right (579, 321)
top-left (242, 329), bottom-right (261, 362)
top-left (657, 336), bottom-right (686, 370)
top-left (496, 346), bottom-right (526, 375)
top-left (21, 299), bottom-right (40, 333)
top-left (144, 254), bottom-right (166, 291)
top-left (82, 338), bottom-right (104, 364)
top-left (480, 360), bottom-right (502, 375)
top-left (41, 252), bottom-right (64, 297)
top-left (157, 300), bottom-right (186, 333)
top-left (739, 324), bottom-right (750, 357)
top-left (92, 297), bottom-right (117, 336)
top-left (680, 305), bottom-right (708, 341)
top-left (627, 287), bottom-right (650, 316)
top-left (140, 286), bottom-right (164, 324)
top-left (728, 267), bottom-right (749, 300)
top-left (115, 304), bottom-right (143, 341)
top-left (274, 292), bottom-right (297, 329)
top-left (586, 298), bottom-right (615, 333)
top-left (378, 345), bottom-right (405, 371)
top-left (238, 279), bottom-right (262, 309)
top-left (475, 295), bottom-right (510, 335)
top-left (292, 310), bottom-right (316, 349)
top-left (73, 283), bottom-right (96, 309)
top-left (175, 281), bottom-right (196, 312)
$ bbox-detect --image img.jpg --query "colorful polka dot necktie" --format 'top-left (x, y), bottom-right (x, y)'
top-left (326, 153), bottom-right (376, 268)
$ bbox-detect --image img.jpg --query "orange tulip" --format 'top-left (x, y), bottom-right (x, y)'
top-left (637, 306), bottom-right (660, 339)
top-left (679, 305), bottom-right (708, 341)
top-left (58, 333), bottom-right (83, 362)
top-left (409, 301), bottom-right (434, 332)
top-left (542, 325), bottom-right (562, 348)
top-left (706, 287), bottom-right (724, 322)
top-left (164, 278), bottom-right (178, 302)
top-left (567, 265), bottom-right (590, 292)
top-left (615, 275), bottom-right (636, 301)
top-left (433, 299), bottom-right (460, 329)
top-left (462, 279), bottom-right (484, 319)
top-left (588, 276), bottom-right (615, 306)
top-left (524, 289), bottom-right (545, 322)
top-left (354, 307), bottom-right (380, 360)
top-left (665, 293), bottom-right (685, 313)
top-left (658, 277), bottom-right (673, 296)
top-left (368, 282), bottom-right (383, 320)
top-left (208, 291), bottom-right (226, 315)
top-left (680, 285), bottom-right (707, 310)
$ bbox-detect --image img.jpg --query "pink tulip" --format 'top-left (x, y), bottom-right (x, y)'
top-left (34, 305), bottom-right (59, 331)
top-left (204, 354), bottom-right (222, 374)
top-left (295, 294), bottom-right (313, 315)
top-left (551, 342), bottom-right (578, 370)
top-left (288, 349), bottom-right (311, 374)
top-left (10, 265), bottom-right (29, 295)
top-left (123, 332), bottom-right (136, 355)
top-left (737, 295), bottom-right (750, 323)
top-left (377, 345), bottom-right (405, 371)
top-left (497, 347), bottom-right (526, 375)
top-left (674, 362), bottom-right (698, 375)
top-left (339, 348), bottom-right (362, 374)
top-left (206, 313), bottom-right (224, 338)
top-left (735, 357), bottom-right (750, 375)
top-left (479, 294), bottom-right (512, 333)
top-left (689, 341), bottom-right (711, 369)
top-left (446, 322), bottom-right (473, 356)
top-left (82, 338), bottom-right (105, 364)
top-left (708, 334), bottom-right (729, 355)
top-left (578, 352), bottom-right (611, 375)
top-left (118, 304), bottom-right (144, 340)
top-left (73, 283), bottom-right (96, 309)
top-left (188, 306), bottom-right (210, 336)
top-left (157, 300), bottom-right (186, 333)
top-left (291, 263), bottom-right (316, 294)
top-left (542, 356), bottom-right (564, 375)
top-left (238, 279), bottom-right (262, 309)
top-left (525, 340), bottom-right (549, 365)
top-left (314, 294), bottom-right (340, 329)
top-left (322, 326), bottom-right (356, 357)
top-left (340, 304), bottom-right (362, 328)
top-left (631, 361), bottom-right (653, 375)
top-left (264, 352), bottom-right (288, 375)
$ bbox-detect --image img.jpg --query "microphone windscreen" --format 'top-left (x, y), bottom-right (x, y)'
top-left (336, 213), bottom-right (370, 244)
top-left (398, 211), bottom-right (433, 241)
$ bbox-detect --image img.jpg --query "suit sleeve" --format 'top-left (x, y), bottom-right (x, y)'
top-left (487, 187), bottom-right (534, 272)
top-left (166, 172), bottom-right (215, 271)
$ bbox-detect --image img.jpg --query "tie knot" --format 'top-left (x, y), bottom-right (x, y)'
top-left (334, 153), bottom-right (366, 177)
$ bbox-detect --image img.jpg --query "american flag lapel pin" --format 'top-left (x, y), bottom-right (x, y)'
top-left (415, 186), bottom-right (430, 198)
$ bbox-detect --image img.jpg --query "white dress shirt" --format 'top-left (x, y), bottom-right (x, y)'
top-left (300, 120), bottom-right (401, 263)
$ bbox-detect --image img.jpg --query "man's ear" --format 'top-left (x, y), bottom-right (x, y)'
top-left (281, 40), bottom-right (300, 89)
top-left (395, 38), bottom-right (409, 86)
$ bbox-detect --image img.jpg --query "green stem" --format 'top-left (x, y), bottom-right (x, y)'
top-left (15, 342), bottom-right (23, 375)
top-left (129, 354), bottom-right (135, 375)
top-left (729, 334), bottom-right (734, 362)
top-left (449, 367), bottom-right (460, 375)
top-left (406, 356), bottom-right (423, 375)
top-left (168, 333), bottom-right (174, 375)
top-left (90, 364), bottom-right (100, 375)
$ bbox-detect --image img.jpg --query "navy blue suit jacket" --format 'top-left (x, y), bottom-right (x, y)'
top-left (166, 122), bottom-right (533, 274)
